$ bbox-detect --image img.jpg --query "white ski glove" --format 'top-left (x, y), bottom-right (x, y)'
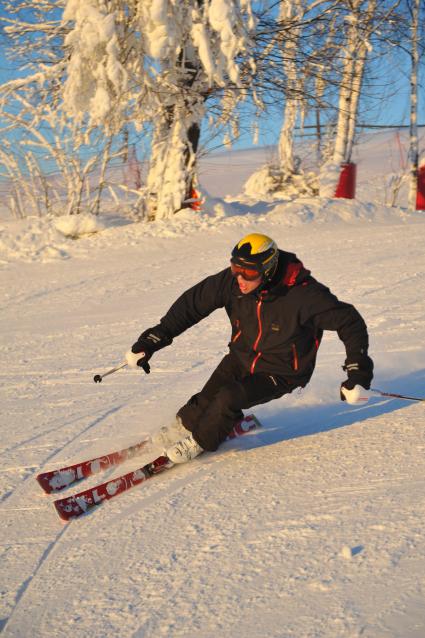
top-left (125, 349), bottom-right (149, 371)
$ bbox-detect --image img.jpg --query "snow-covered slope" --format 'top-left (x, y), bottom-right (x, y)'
top-left (1, 150), bottom-right (425, 637)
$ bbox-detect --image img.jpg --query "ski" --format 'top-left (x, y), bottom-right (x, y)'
top-left (53, 414), bottom-right (261, 521)
top-left (36, 438), bottom-right (150, 494)
top-left (54, 455), bottom-right (172, 521)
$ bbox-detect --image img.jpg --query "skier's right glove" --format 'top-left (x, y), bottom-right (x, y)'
top-left (126, 325), bottom-right (173, 374)
top-left (340, 354), bottom-right (374, 400)
top-left (125, 349), bottom-right (152, 374)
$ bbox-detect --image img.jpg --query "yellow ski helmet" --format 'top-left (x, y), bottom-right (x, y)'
top-left (231, 233), bottom-right (278, 281)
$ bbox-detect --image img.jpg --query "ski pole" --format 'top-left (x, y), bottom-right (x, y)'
top-left (93, 362), bottom-right (127, 383)
top-left (371, 388), bottom-right (425, 402)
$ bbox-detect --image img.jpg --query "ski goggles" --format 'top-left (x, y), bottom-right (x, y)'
top-left (230, 262), bottom-right (262, 281)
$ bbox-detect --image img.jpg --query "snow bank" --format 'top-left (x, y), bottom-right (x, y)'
top-left (0, 217), bottom-right (71, 264)
top-left (265, 198), bottom-right (410, 226)
top-left (0, 214), bottom-right (107, 264)
top-left (0, 198), bottom-right (414, 266)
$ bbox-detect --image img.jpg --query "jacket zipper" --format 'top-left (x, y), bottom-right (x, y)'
top-left (251, 299), bottom-right (263, 373)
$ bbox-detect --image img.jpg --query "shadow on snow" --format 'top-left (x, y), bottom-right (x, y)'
top-left (234, 368), bottom-right (425, 452)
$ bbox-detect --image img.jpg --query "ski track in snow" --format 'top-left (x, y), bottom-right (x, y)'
top-left (0, 524), bottom-right (69, 634)
top-left (1, 164), bottom-right (425, 635)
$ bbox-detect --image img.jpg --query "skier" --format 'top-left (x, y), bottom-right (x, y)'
top-left (125, 233), bottom-right (373, 464)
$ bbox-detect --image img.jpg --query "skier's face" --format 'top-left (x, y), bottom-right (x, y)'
top-left (230, 262), bottom-right (263, 293)
top-left (235, 273), bottom-right (262, 294)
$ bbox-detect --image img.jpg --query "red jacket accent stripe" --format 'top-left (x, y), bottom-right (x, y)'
top-left (250, 351), bottom-right (262, 374)
top-left (291, 344), bottom-right (299, 371)
top-left (253, 300), bottom-right (263, 352)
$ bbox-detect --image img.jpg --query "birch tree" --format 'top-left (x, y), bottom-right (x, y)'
top-left (407, 0), bottom-right (421, 210)
top-left (314, 0), bottom-right (405, 197)
top-left (243, 0), bottom-right (338, 199)
top-left (331, 0), bottom-right (378, 165)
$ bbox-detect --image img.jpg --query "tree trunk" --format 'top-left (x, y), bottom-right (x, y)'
top-left (345, 0), bottom-right (377, 162)
top-left (277, 0), bottom-right (303, 176)
top-left (146, 102), bottom-right (202, 220)
top-left (333, 0), bottom-right (378, 164)
top-left (332, 14), bottom-right (359, 164)
top-left (146, 50), bottom-right (205, 220)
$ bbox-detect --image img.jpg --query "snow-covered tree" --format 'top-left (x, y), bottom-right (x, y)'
top-left (1, 0), bottom-right (257, 220)
top-left (0, 74), bottom-right (128, 217)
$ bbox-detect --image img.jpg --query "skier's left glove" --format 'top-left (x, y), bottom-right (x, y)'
top-left (340, 353), bottom-right (374, 401)
top-left (126, 325), bottom-right (173, 374)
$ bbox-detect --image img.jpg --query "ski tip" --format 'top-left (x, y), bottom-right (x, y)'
top-left (36, 471), bottom-right (72, 495)
top-left (54, 499), bottom-right (77, 522)
top-left (36, 473), bottom-right (53, 494)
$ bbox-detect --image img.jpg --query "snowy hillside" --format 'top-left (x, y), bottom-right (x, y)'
top-left (199, 127), bottom-right (425, 203)
top-left (1, 140), bottom-right (425, 637)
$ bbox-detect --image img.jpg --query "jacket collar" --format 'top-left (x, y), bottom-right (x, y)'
top-left (264, 250), bottom-right (311, 295)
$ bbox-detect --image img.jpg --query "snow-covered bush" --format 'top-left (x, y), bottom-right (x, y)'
top-left (54, 213), bottom-right (105, 238)
top-left (244, 165), bottom-right (282, 199)
top-left (244, 163), bottom-right (318, 201)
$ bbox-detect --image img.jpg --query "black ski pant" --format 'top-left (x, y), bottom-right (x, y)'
top-left (177, 353), bottom-right (294, 451)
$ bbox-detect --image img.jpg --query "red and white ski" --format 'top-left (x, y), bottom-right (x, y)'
top-left (53, 414), bottom-right (261, 522)
top-left (36, 438), bottom-right (150, 494)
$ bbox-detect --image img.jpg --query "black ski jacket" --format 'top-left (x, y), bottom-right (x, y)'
top-left (158, 250), bottom-right (370, 387)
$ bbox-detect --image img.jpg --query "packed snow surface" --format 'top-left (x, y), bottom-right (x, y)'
top-left (1, 146), bottom-right (425, 637)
